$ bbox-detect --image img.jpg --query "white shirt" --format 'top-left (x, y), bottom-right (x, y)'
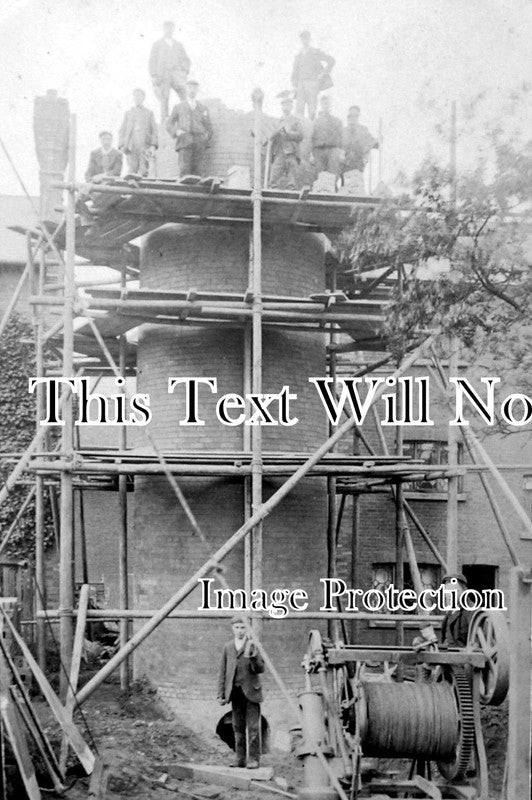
top-left (234, 637), bottom-right (245, 652)
top-left (187, 98), bottom-right (198, 110)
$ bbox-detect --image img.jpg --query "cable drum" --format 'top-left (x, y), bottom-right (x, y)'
top-left (361, 681), bottom-right (459, 761)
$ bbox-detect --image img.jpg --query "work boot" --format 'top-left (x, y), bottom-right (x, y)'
top-left (246, 760), bottom-right (260, 769)
top-left (230, 759), bottom-right (246, 768)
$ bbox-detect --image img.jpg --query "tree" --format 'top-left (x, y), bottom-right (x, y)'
top-left (333, 140), bottom-right (532, 397)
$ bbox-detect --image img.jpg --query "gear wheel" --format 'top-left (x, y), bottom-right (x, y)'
top-left (437, 666), bottom-right (475, 780)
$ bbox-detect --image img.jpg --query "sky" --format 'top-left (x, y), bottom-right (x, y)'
top-left (0, 0), bottom-right (530, 196)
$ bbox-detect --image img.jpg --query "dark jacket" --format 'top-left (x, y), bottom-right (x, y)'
top-left (218, 639), bottom-right (265, 704)
top-left (292, 47), bottom-right (335, 85)
top-left (166, 101), bottom-right (213, 150)
top-left (149, 38), bottom-right (191, 78)
top-left (119, 106), bottom-right (158, 153)
top-left (271, 114), bottom-right (304, 159)
top-left (442, 609), bottom-right (471, 647)
top-left (85, 147), bottom-right (123, 182)
top-left (312, 112), bottom-right (343, 149)
top-left (342, 123), bottom-right (378, 171)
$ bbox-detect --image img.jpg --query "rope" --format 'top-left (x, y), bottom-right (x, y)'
top-left (362, 681), bottom-right (458, 761)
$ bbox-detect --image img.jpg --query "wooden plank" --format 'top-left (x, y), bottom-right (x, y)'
top-left (88, 757), bottom-right (109, 798)
top-left (1, 694), bottom-right (41, 800)
top-left (10, 687), bottom-right (65, 793)
top-left (60, 583), bottom-right (90, 770)
top-left (0, 607), bottom-right (95, 774)
top-left (0, 638), bottom-right (63, 781)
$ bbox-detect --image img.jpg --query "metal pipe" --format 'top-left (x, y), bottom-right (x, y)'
top-left (75, 335), bottom-right (434, 706)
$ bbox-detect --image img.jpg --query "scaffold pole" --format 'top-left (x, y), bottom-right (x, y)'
top-left (58, 113), bottom-right (76, 698)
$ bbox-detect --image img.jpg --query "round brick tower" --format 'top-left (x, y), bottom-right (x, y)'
top-left (133, 110), bottom-right (329, 731)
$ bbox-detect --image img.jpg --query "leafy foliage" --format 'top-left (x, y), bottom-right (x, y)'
top-left (0, 314), bottom-right (55, 559)
top-left (333, 143), bottom-right (532, 385)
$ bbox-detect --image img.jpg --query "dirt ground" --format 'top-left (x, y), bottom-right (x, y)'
top-left (34, 678), bottom-right (302, 800)
top-left (21, 678), bottom-right (508, 800)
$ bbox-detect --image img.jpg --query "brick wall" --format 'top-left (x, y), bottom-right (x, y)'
top-left (133, 222), bottom-right (329, 714)
top-left (334, 364), bottom-right (532, 646)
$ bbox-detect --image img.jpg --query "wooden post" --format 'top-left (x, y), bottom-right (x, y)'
top-left (35, 238), bottom-right (48, 672)
top-left (327, 271), bottom-right (339, 641)
top-left (506, 566), bottom-right (532, 798)
top-left (430, 346), bottom-right (532, 541)
top-left (250, 88), bottom-right (264, 637)
top-left (395, 268), bottom-right (405, 648)
top-left (446, 339), bottom-right (459, 572)
top-left (350, 429), bottom-right (360, 644)
top-left (450, 101), bottom-right (457, 205)
top-left (75, 336), bottom-right (435, 706)
top-left (118, 256), bottom-right (129, 692)
top-left (59, 114), bottom-right (76, 699)
top-left (378, 117), bottom-right (383, 184)
top-left (60, 583), bottom-right (90, 771)
top-left (243, 323), bottom-right (252, 595)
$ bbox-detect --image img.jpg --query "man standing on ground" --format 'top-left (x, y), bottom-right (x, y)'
top-left (217, 617), bottom-right (264, 769)
top-left (311, 95), bottom-right (343, 180)
top-left (342, 105), bottom-right (378, 178)
top-left (85, 131), bottom-right (123, 183)
top-left (149, 20), bottom-right (191, 121)
top-left (291, 31), bottom-right (335, 120)
top-left (119, 89), bottom-right (158, 177)
top-left (269, 93), bottom-right (304, 190)
top-left (166, 79), bottom-right (213, 178)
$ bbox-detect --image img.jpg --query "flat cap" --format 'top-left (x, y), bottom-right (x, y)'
top-left (442, 573), bottom-right (468, 587)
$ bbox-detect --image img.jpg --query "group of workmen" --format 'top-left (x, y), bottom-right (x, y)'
top-left (85, 24), bottom-right (378, 194)
top-left (85, 20), bottom-right (211, 182)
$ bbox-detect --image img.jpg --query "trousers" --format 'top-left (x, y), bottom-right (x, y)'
top-left (178, 141), bottom-right (208, 177)
top-left (153, 69), bottom-right (188, 120)
top-left (295, 80), bottom-right (320, 119)
top-left (269, 152), bottom-right (299, 189)
top-left (313, 146), bottom-right (342, 177)
top-left (125, 149), bottom-right (151, 177)
top-left (231, 685), bottom-right (260, 764)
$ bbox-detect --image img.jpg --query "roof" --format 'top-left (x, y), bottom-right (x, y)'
top-left (0, 194), bottom-right (39, 266)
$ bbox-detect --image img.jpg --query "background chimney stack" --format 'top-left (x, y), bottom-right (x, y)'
top-left (33, 89), bottom-right (70, 221)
